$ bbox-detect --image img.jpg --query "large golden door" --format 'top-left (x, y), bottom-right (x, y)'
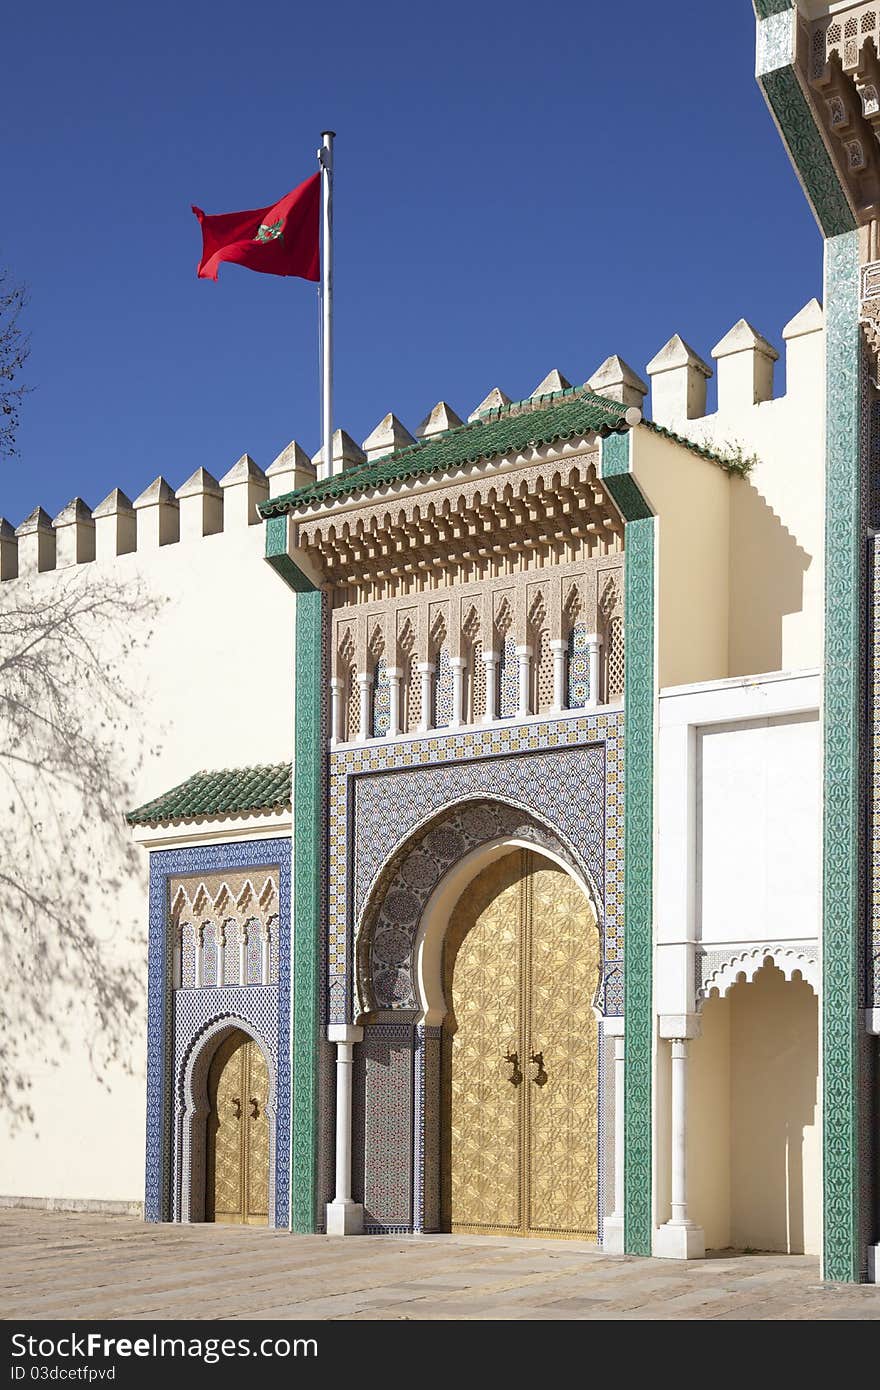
top-left (443, 849), bottom-right (599, 1238)
top-left (205, 1030), bottom-right (270, 1226)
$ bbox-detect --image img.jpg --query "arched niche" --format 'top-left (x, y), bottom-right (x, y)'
top-left (177, 1015), bottom-right (277, 1225)
top-left (354, 797), bottom-right (610, 1021)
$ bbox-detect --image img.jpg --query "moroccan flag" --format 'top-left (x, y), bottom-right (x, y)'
top-left (192, 172), bottom-right (320, 282)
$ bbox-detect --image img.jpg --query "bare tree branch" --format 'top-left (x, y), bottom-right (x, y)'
top-left (0, 571), bottom-right (161, 1130)
top-left (0, 267), bottom-right (31, 460)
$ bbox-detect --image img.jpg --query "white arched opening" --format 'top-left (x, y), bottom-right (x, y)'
top-left (699, 945), bottom-right (819, 1002)
top-left (688, 958), bottom-right (819, 1255)
top-left (414, 835), bottom-right (599, 1026)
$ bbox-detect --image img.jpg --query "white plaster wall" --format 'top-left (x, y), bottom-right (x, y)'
top-left (0, 522), bottom-right (296, 1204)
top-left (697, 710), bottom-right (820, 945)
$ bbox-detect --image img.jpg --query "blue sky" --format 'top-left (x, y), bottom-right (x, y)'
top-left (2, 0), bottom-right (820, 526)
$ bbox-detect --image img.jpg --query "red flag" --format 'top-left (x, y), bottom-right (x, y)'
top-left (192, 172), bottom-right (320, 282)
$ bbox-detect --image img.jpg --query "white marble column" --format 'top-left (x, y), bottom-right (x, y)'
top-left (655, 1019), bottom-right (704, 1259)
top-left (515, 644), bottom-right (532, 719)
top-left (387, 666), bottom-right (402, 737)
top-left (356, 673), bottom-right (372, 742)
top-left (587, 634), bottom-right (602, 708)
top-left (449, 655), bottom-right (466, 728)
top-left (417, 661), bottom-right (434, 733)
top-left (329, 676), bottom-right (343, 744)
top-left (172, 932), bottom-right (182, 991)
top-left (550, 638), bottom-right (567, 714)
top-left (193, 928), bottom-right (203, 989)
top-left (670, 1039), bottom-right (689, 1224)
top-left (237, 925), bottom-right (247, 986)
top-left (603, 1017), bottom-right (625, 1253)
top-left (482, 649), bottom-right (498, 724)
top-left (261, 929), bottom-right (271, 986)
top-left (326, 1024), bottom-right (364, 1235)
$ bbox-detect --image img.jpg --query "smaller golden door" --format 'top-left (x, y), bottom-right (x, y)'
top-left (205, 1030), bottom-right (270, 1225)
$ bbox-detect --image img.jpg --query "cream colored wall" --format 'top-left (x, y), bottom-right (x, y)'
top-left (0, 520), bottom-right (296, 1204)
top-left (646, 306), bottom-right (825, 677)
top-left (689, 964), bottom-right (820, 1254)
top-left (631, 428), bottom-right (730, 688)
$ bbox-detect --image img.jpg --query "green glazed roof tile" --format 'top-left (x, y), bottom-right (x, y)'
top-left (260, 387), bottom-right (635, 516)
top-left (127, 763), bottom-right (291, 826)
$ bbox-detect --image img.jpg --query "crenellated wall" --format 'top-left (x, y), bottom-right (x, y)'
top-left (0, 447), bottom-right (300, 1208)
top-left (0, 311), bottom-right (827, 1214)
top-left (644, 299), bottom-right (825, 679)
top-left (0, 442), bottom-right (316, 581)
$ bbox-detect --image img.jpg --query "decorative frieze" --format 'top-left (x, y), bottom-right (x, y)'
top-left (329, 556), bottom-right (624, 743)
top-left (169, 872), bottom-right (279, 990)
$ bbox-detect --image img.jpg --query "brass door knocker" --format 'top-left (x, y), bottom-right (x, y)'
top-left (504, 1048), bottom-right (523, 1087)
top-left (529, 1050), bottom-right (548, 1087)
top-left (231, 1096), bottom-right (242, 1119)
top-left (249, 1097), bottom-right (260, 1119)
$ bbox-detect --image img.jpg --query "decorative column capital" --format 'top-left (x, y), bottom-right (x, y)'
top-left (658, 1013), bottom-right (701, 1040)
top-left (385, 666), bottom-right (403, 680)
top-left (356, 671), bottom-right (372, 687)
top-left (327, 1024), bottom-right (363, 1044)
top-left (514, 644), bottom-right (533, 658)
top-left (416, 661), bottom-right (435, 674)
top-left (448, 655), bottom-right (467, 669)
top-left (549, 638), bottom-right (568, 653)
top-left (482, 649), bottom-right (499, 663)
top-left (329, 676), bottom-right (344, 691)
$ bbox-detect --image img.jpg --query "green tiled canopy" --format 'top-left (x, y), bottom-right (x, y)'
top-left (260, 387), bottom-right (635, 516)
top-left (127, 763), bottom-right (291, 825)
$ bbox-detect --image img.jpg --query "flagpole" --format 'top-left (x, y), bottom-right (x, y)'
top-left (319, 131), bottom-right (335, 480)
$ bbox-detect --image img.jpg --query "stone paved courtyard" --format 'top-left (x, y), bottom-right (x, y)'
top-left (1, 1211), bottom-right (879, 1320)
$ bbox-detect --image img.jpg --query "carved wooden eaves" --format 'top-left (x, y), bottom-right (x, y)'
top-left (286, 451), bottom-right (624, 594)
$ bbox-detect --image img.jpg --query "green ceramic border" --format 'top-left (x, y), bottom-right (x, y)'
top-left (822, 231), bottom-right (863, 1283)
top-left (755, 5), bottom-right (866, 1280)
top-left (265, 517), bottom-right (323, 1233)
top-left (753, 0), bottom-right (792, 18)
top-left (600, 428), bottom-right (655, 1257)
top-left (756, 11), bottom-right (856, 239)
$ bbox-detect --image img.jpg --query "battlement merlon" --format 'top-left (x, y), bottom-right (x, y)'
top-left (1, 302), bottom-right (824, 601)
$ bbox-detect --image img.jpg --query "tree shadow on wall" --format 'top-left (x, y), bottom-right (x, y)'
top-left (0, 570), bottom-right (162, 1134)
top-left (728, 479), bottom-right (812, 676)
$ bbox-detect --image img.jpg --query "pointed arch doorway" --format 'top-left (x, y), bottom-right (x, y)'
top-left (205, 1029), bottom-right (270, 1225)
top-left (441, 848), bottom-right (599, 1238)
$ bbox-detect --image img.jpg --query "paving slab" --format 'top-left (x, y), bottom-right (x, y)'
top-left (1, 1211), bottom-right (880, 1320)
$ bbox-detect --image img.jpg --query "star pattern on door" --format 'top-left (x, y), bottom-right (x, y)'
top-left (445, 850), bottom-right (599, 1239)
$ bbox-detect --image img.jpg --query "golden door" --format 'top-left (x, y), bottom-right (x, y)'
top-left (205, 1030), bottom-right (270, 1226)
top-left (443, 849), bottom-right (599, 1238)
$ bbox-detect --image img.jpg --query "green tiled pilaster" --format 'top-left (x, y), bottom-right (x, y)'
top-left (601, 428), bottom-right (655, 1257)
top-left (822, 231), bottom-right (864, 1283)
top-left (754, 3), bottom-right (866, 1282)
top-left (266, 516), bottom-right (323, 1233)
